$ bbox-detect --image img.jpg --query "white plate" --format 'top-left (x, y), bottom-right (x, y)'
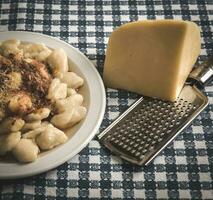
top-left (0, 31), bottom-right (106, 179)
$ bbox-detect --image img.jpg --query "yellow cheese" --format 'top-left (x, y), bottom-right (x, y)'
top-left (103, 20), bottom-right (201, 101)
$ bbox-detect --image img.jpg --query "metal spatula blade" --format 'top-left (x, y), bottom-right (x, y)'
top-left (98, 56), bottom-right (213, 166)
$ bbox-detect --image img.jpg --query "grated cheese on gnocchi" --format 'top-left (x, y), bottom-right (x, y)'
top-left (0, 40), bottom-right (87, 163)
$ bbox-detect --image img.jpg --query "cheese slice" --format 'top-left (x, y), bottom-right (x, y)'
top-left (103, 20), bottom-right (201, 101)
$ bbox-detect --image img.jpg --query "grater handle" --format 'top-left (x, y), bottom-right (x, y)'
top-left (188, 55), bottom-right (213, 88)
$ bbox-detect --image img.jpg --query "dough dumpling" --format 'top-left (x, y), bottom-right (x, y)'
top-left (67, 88), bottom-right (77, 97)
top-left (22, 123), bottom-right (49, 139)
top-left (61, 72), bottom-right (84, 89)
top-left (55, 94), bottom-right (83, 113)
top-left (22, 120), bottom-right (41, 132)
top-left (36, 125), bottom-right (68, 150)
top-left (19, 43), bottom-right (52, 61)
top-left (51, 106), bottom-right (87, 129)
top-left (12, 139), bottom-right (39, 163)
top-left (0, 117), bottom-right (25, 135)
top-left (0, 132), bottom-right (21, 155)
top-left (0, 39), bottom-right (23, 57)
top-left (47, 48), bottom-right (68, 78)
top-left (8, 92), bottom-right (32, 115)
top-left (47, 78), bottom-right (67, 100)
top-left (25, 108), bottom-right (50, 121)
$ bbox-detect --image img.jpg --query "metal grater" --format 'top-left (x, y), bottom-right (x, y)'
top-left (98, 55), bottom-right (213, 166)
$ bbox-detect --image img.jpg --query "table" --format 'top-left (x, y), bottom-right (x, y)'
top-left (0, 0), bottom-right (212, 199)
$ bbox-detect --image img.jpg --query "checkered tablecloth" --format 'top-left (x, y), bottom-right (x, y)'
top-left (0, 0), bottom-right (212, 199)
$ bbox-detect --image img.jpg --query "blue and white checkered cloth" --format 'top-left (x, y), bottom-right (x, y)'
top-left (0, 0), bottom-right (212, 199)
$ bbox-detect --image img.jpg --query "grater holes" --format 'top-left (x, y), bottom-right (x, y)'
top-left (192, 105), bottom-right (198, 110)
top-left (186, 106), bottom-right (192, 112)
top-left (160, 132), bottom-right (166, 136)
top-left (162, 127), bottom-right (167, 131)
top-left (126, 146), bottom-right (132, 151)
top-left (125, 118), bottom-right (130, 122)
top-left (144, 143), bottom-right (149, 148)
top-left (165, 109), bottom-right (169, 113)
top-left (176, 120), bottom-right (181, 125)
top-left (136, 138), bottom-right (141, 143)
top-left (140, 141), bottom-right (145, 146)
top-left (135, 152), bottom-right (141, 157)
top-left (125, 138), bottom-right (130, 143)
top-left (131, 115), bottom-right (137, 120)
top-left (132, 136), bottom-right (137, 140)
top-left (129, 140), bottom-right (134, 145)
top-left (105, 135), bottom-right (112, 141)
top-left (149, 132), bottom-right (154, 138)
top-left (148, 125), bottom-right (152, 129)
top-left (115, 126), bottom-right (121, 131)
top-left (133, 143), bottom-right (139, 148)
top-left (168, 124), bottom-right (175, 129)
top-left (153, 135), bottom-right (158, 140)
top-left (156, 129), bottom-right (161, 134)
top-left (114, 139), bottom-right (120, 144)
top-left (119, 129), bottom-right (124, 133)
top-left (122, 124), bottom-right (127, 129)
top-left (131, 149), bottom-right (136, 154)
top-left (149, 146), bottom-right (155, 151)
top-left (167, 129), bottom-right (172, 133)
top-left (142, 148), bottom-right (148, 154)
top-left (120, 136), bottom-right (128, 141)
top-left (137, 113), bottom-right (142, 118)
top-left (119, 141), bottom-right (124, 146)
top-left (135, 118), bottom-right (140, 122)
top-left (142, 135), bottom-right (147, 140)
top-left (184, 113), bottom-right (190, 118)
top-left (177, 115), bottom-right (183, 120)
top-left (179, 110), bottom-right (184, 115)
top-left (102, 93), bottom-right (204, 164)
top-left (152, 127), bottom-right (157, 132)
top-left (151, 140), bottom-right (157, 145)
top-left (171, 107), bottom-right (176, 111)
top-left (158, 124), bottom-right (163, 128)
top-left (126, 126), bottom-right (131, 130)
top-left (138, 146), bottom-right (143, 150)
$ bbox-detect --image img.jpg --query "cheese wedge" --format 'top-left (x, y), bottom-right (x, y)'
top-left (103, 20), bottom-right (201, 101)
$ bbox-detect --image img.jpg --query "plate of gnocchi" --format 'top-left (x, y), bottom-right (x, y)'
top-left (0, 31), bottom-right (106, 179)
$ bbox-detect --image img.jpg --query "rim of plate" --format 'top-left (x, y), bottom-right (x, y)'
top-left (0, 31), bottom-right (106, 179)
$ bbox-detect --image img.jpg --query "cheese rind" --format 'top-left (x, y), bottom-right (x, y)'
top-left (103, 20), bottom-right (201, 101)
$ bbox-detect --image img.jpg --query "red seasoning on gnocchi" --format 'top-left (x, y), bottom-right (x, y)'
top-left (0, 40), bottom-right (87, 163)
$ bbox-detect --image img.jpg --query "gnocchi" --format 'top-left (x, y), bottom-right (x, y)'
top-left (0, 39), bottom-right (23, 57)
top-left (47, 48), bottom-right (68, 78)
top-left (0, 40), bottom-right (86, 163)
top-left (61, 72), bottom-right (84, 89)
top-left (12, 139), bottom-right (39, 162)
top-left (22, 124), bottom-right (48, 139)
top-left (36, 125), bottom-right (68, 150)
top-left (67, 88), bottom-right (77, 97)
top-left (0, 132), bottom-right (21, 155)
top-left (22, 120), bottom-right (41, 132)
top-left (51, 106), bottom-right (87, 129)
top-left (19, 43), bottom-right (52, 61)
top-left (47, 78), bottom-right (67, 100)
top-left (0, 117), bottom-right (25, 135)
top-left (55, 94), bottom-right (83, 113)
top-left (25, 108), bottom-right (50, 121)
top-left (8, 92), bottom-right (32, 114)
